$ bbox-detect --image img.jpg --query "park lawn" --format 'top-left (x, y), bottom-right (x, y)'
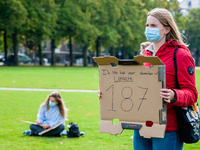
top-left (195, 69), bottom-right (200, 92)
top-left (0, 67), bottom-right (200, 150)
top-left (0, 91), bottom-right (133, 150)
top-left (0, 66), bottom-right (200, 92)
top-left (0, 67), bottom-right (99, 90)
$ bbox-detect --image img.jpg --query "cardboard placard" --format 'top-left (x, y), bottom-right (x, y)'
top-left (93, 56), bottom-right (167, 138)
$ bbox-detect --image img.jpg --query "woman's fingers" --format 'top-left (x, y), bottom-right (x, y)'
top-left (98, 93), bottom-right (102, 99)
top-left (164, 99), bottom-right (171, 103)
top-left (160, 92), bottom-right (170, 98)
top-left (98, 90), bottom-right (102, 99)
top-left (36, 121), bottom-right (41, 125)
top-left (160, 88), bottom-right (175, 103)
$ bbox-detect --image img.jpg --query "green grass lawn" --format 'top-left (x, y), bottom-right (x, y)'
top-left (0, 66), bottom-right (200, 150)
top-left (0, 91), bottom-right (133, 150)
top-left (0, 67), bottom-right (99, 90)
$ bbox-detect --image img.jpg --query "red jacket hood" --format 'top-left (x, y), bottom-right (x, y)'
top-left (158, 39), bottom-right (190, 53)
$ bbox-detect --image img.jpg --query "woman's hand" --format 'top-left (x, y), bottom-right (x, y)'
top-left (98, 90), bottom-right (102, 99)
top-left (36, 120), bottom-right (41, 125)
top-left (160, 88), bottom-right (175, 103)
top-left (42, 124), bottom-right (50, 129)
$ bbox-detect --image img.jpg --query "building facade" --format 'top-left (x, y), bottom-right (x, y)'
top-left (43, 40), bottom-right (105, 66)
top-left (179, 0), bottom-right (200, 15)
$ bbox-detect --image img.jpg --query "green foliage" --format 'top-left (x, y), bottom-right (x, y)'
top-left (185, 8), bottom-right (200, 50)
top-left (21, 0), bottom-right (57, 49)
top-left (149, 0), bottom-right (179, 11)
top-left (173, 12), bottom-right (186, 32)
top-left (0, 34), bottom-right (3, 52)
top-left (58, 0), bottom-right (82, 38)
top-left (0, 0), bottom-right (193, 62)
top-left (92, 0), bottom-right (121, 48)
top-left (73, 0), bottom-right (100, 45)
top-left (0, 0), bottom-right (27, 61)
top-left (0, 0), bottom-right (27, 32)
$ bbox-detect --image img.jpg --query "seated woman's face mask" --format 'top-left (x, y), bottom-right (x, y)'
top-left (144, 27), bottom-right (165, 43)
top-left (49, 100), bottom-right (56, 107)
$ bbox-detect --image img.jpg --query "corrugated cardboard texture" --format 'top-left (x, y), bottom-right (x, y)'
top-left (93, 56), bottom-right (167, 138)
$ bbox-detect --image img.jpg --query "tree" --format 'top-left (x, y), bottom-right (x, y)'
top-left (21, 0), bottom-right (57, 66)
top-left (115, 0), bottom-right (144, 58)
top-left (88, 0), bottom-right (121, 58)
top-left (0, 0), bottom-right (185, 66)
top-left (0, 0), bottom-right (27, 66)
top-left (185, 8), bottom-right (200, 66)
top-left (57, 0), bottom-right (82, 66)
top-left (74, 0), bottom-right (99, 66)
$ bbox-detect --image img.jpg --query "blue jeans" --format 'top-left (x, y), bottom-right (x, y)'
top-left (133, 130), bottom-right (183, 150)
top-left (30, 124), bottom-right (65, 136)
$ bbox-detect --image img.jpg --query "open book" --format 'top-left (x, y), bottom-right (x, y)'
top-left (39, 122), bottom-right (63, 135)
top-left (21, 120), bottom-right (43, 127)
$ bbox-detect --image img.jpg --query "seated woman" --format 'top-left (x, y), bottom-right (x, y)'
top-left (23, 91), bottom-right (68, 136)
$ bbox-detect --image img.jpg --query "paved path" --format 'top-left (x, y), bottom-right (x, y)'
top-left (0, 87), bottom-right (97, 93)
top-left (0, 87), bottom-right (199, 95)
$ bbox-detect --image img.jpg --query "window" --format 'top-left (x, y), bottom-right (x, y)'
top-left (188, 1), bottom-right (191, 8)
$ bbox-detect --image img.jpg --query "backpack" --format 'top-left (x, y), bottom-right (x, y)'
top-left (67, 122), bottom-right (80, 138)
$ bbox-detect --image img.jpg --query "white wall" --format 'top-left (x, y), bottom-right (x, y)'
top-left (179, 0), bottom-right (200, 15)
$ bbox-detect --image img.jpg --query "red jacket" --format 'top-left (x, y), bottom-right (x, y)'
top-left (155, 39), bottom-right (198, 131)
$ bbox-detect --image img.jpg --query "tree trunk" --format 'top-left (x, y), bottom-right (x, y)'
top-left (69, 36), bottom-right (73, 66)
top-left (122, 45), bottom-right (125, 59)
top-left (111, 47), bottom-right (116, 56)
top-left (12, 30), bottom-right (18, 66)
top-left (96, 37), bottom-right (100, 57)
top-left (3, 30), bottom-right (7, 62)
top-left (34, 43), bottom-right (37, 66)
top-left (196, 49), bottom-right (199, 66)
top-left (51, 39), bottom-right (55, 66)
top-left (83, 44), bottom-right (88, 67)
top-left (38, 43), bottom-right (42, 65)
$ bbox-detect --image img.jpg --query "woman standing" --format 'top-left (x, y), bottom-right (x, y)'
top-left (133, 8), bottom-right (198, 150)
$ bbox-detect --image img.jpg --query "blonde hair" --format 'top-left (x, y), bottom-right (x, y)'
top-left (43, 91), bottom-right (68, 119)
top-left (148, 8), bottom-right (187, 46)
top-left (140, 42), bottom-right (151, 51)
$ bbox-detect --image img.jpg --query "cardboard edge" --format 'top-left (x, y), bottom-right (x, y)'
top-left (93, 56), bottom-right (164, 66)
top-left (93, 56), bottom-right (119, 65)
top-left (134, 55), bottom-right (164, 65)
top-left (99, 120), bottom-right (166, 138)
top-left (158, 65), bottom-right (167, 124)
top-left (158, 65), bottom-right (166, 88)
top-left (99, 120), bottom-right (123, 135)
top-left (139, 123), bottom-right (166, 138)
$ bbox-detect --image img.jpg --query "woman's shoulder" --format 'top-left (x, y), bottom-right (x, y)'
top-left (175, 47), bottom-right (194, 66)
top-left (40, 103), bottom-right (47, 109)
top-left (176, 47), bottom-right (192, 58)
top-left (169, 40), bottom-right (190, 56)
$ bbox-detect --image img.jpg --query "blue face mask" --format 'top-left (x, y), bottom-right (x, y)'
top-left (49, 101), bottom-right (56, 107)
top-left (144, 27), bottom-right (163, 42)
